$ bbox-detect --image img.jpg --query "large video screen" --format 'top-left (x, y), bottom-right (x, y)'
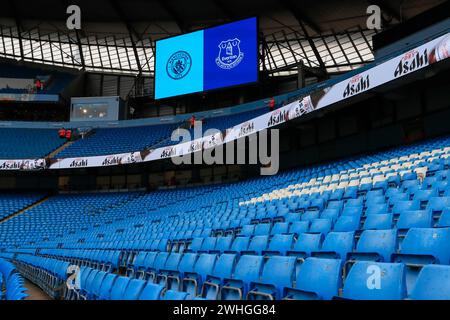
top-left (155, 17), bottom-right (258, 100)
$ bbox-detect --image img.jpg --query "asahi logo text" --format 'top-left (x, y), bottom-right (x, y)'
top-left (239, 122), bottom-right (255, 137)
top-left (160, 147), bottom-right (176, 159)
top-left (102, 156), bottom-right (121, 166)
top-left (170, 123), bottom-right (280, 176)
top-left (394, 49), bottom-right (428, 77)
top-left (69, 158), bottom-right (88, 168)
top-left (267, 110), bottom-right (289, 127)
top-left (343, 74), bottom-right (370, 98)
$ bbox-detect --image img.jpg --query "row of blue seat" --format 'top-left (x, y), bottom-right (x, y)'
top-left (19, 252), bottom-right (450, 300)
top-left (0, 258), bottom-right (28, 300)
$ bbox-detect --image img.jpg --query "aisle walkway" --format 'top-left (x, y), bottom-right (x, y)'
top-left (24, 279), bottom-right (52, 300)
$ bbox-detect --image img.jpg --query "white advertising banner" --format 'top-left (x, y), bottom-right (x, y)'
top-left (2, 32), bottom-right (449, 170)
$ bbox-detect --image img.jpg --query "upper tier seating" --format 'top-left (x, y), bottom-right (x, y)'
top-left (0, 128), bottom-right (65, 159)
top-left (56, 124), bottom-right (181, 158)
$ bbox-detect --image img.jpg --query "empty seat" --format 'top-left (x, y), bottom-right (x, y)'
top-left (309, 219), bottom-right (332, 235)
top-left (396, 210), bottom-right (433, 234)
top-left (315, 231), bottom-right (355, 260)
top-left (392, 200), bottom-right (419, 217)
top-left (183, 253), bottom-right (217, 297)
top-left (109, 276), bottom-right (131, 300)
top-left (200, 237), bottom-right (217, 252)
top-left (247, 256), bottom-right (297, 300)
top-left (392, 228), bottom-right (450, 265)
top-left (229, 236), bottom-right (250, 254)
top-left (240, 225), bottom-right (255, 237)
top-left (168, 253), bottom-right (198, 291)
top-left (214, 236), bottom-right (233, 253)
top-left (284, 257), bottom-right (342, 300)
top-left (349, 229), bottom-right (397, 262)
top-left (122, 279), bottom-right (146, 300)
top-left (302, 210), bottom-right (320, 222)
top-left (163, 290), bottom-right (190, 300)
top-left (270, 222), bottom-right (289, 235)
top-left (437, 208), bottom-right (450, 227)
top-left (333, 215), bottom-right (360, 232)
top-left (221, 255), bottom-right (264, 300)
top-left (264, 234), bottom-right (295, 255)
top-left (97, 273), bottom-right (117, 300)
top-left (188, 238), bottom-right (204, 252)
top-left (288, 233), bottom-right (323, 258)
top-left (320, 208), bottom-right (340, 223)
top-left (139, 283), bottom-right (165, 300)
top-left (289, 221), bottom-right (309, 236)
top-left (362, 214), bottom-right (393, 230)
top-left (410, 265), bottom-right (450, 300)
top-left (246, 235), bottom-right (269, 255)
top-left (254, 223), bottom-right (271, 236)
top-left (342, 262), bottom-right (406, 300)
top-left (365, 204), bottom-right (388, 216)
top-left (202, 254), bottom-right (237, 300)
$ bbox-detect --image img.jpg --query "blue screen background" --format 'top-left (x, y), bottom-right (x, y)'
top-left (155, 31), bottom-right (204, 100)
top-left (203, 17), bottom-right (258, 91)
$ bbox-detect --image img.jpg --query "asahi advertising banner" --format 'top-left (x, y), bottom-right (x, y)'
top-left (1, 32), bottom-right (449, 170)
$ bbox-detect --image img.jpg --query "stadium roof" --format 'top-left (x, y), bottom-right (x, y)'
top-left (0, 0), bottom-right (445, 77)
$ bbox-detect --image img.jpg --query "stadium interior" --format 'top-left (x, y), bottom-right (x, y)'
top-left (1, 0), bottom-right (450, 302)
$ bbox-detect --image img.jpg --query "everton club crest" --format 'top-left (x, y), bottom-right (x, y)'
top-left (216, 38), bottom-right (244, 70)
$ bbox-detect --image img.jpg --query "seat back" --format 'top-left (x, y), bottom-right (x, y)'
top-left (343, 262), bottom-right (406, 300)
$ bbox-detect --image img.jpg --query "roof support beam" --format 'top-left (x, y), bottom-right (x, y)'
top-left (8, 0), bottom-right (24, 60)
top-left (281, 0), bottom-right (326, 74)
top-left (281, 0), bottom-right (322, 35)
top-left (109, 0), bottom-right (142, 75)
top-left (60, 0), bottom-right (85, 69)
top-left (156, 0), bottom-right (188, 33)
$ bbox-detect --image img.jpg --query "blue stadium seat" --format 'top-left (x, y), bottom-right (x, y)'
top-left (213, 236), bottom-right (233, 253)
top-left (410, 265), bottom-right (450, 300)
top-left (245, 235), bottom-right (269, 255)
top-left (289, 221), bottom-right (309, 236)
top-left (139, 283), bottom-right (165, 300)
top-left (309, 219), bottom-right (332, 235)
top-left (362, 214), bottom-right (393, 230)
top-left (247, 256), bottom-right (297, 300)
top-left (349, 229), bottom-right (397, 262)
top-left (333, 215), bottom-right (360, 232)
top-left (163, 290), bottom-right (190, 300)
top-left (201, 253), bottom-right (237, 300)
top-left (396, 210), bottom-right (433, 235)
top-left (182, 253), bottom-right (217, 297)
top-left (342, 262), bottom-right (406, 300)
top-left (283, 258), bottom-right (342, 300)
top-left (228, 236), bottom-right (250, 254)
top-left (109, 276), bottom-right (131, 300)
top-left (168, 253), bottom-right (198, 291)
top-left (264, 234), bottom-right (295, 255)
top-left (315, 231), bottom-right (355, 260)
top-left (122, 279), bottom-right (146, 300)
top-left (288, 233), bottom-right (323, 258)
top-left (271, 222), bottom-right (289, 235)
top-left (254, 223), bottom-right (271, 236)
top-left (221, 255), bottom-right (264, 300)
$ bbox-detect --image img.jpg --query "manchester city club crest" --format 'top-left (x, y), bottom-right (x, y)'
top-left (166, 51), bottom-right (192, 79)
top-left (216, 38), bottom-right (244, 70)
